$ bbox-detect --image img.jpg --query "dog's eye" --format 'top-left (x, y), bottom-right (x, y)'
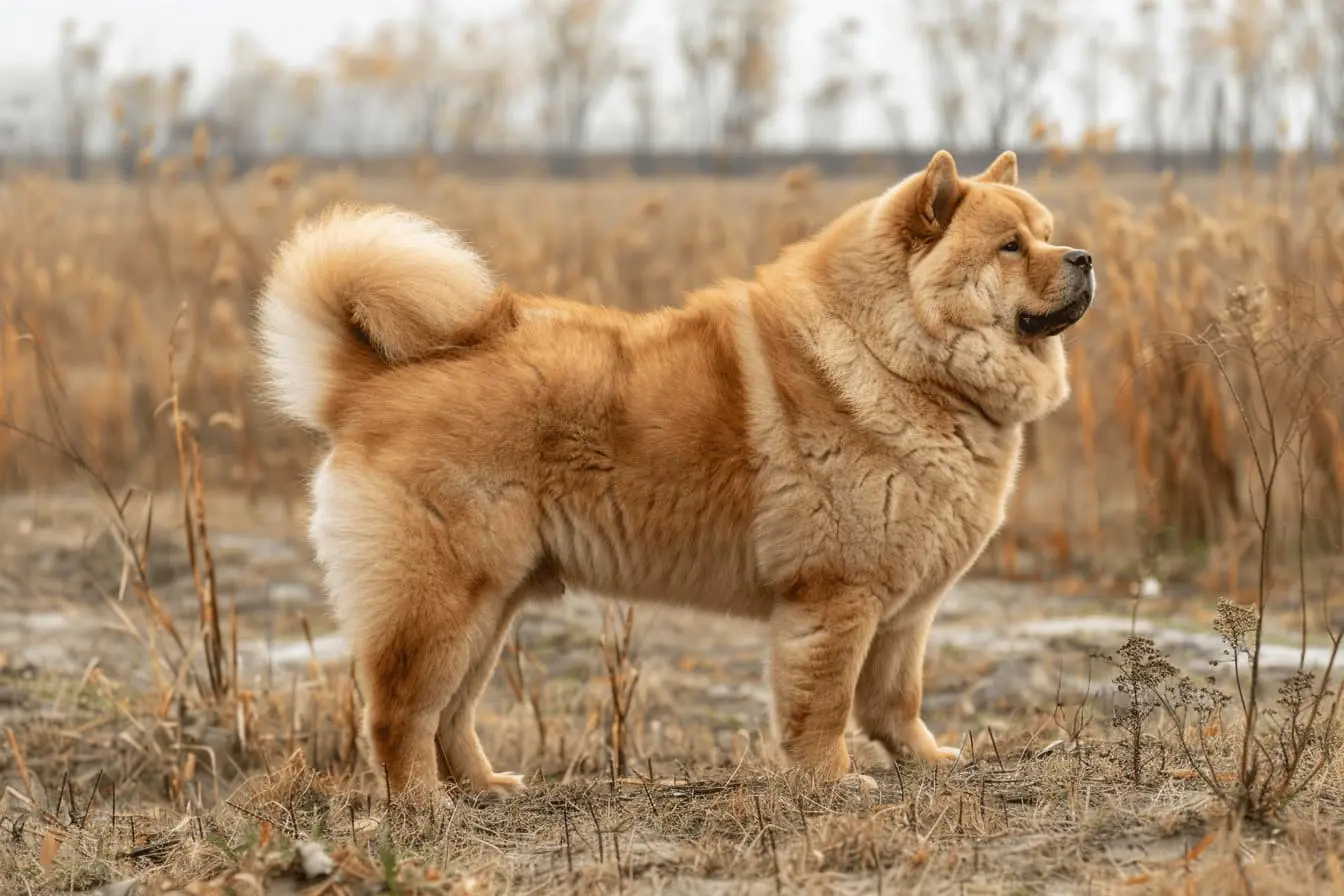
top-left (1001, 239), bottom-right (1021, 254)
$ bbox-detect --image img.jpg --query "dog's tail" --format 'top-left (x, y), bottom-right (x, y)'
top-left (254, 202), bottom-right (499, 433)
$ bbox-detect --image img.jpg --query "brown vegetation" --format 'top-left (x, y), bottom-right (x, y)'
top-left (3, 153), bottom-right (1343, 585)
top-left (3, 0), bottom-right (1344, 889)
top-left (2, 0), bottom-right (1344, 888)
top-left (3, 102), bottom-right (1344, 896)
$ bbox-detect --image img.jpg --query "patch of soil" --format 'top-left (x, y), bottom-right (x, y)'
top-left (2, 487), bottom-right (1336, 746)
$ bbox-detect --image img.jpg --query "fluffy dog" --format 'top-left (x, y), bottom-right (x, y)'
top-left (254, 149), bottom-right (1094, 801)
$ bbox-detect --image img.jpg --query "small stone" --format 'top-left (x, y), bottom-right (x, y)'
top-left (1133, 576), bottom-right (1162, 599)
top-left (296, 840), bottom-right (335, 879)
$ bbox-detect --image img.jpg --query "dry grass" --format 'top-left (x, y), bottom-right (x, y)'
top-left (3, 153), bottom-right (1344, 892)
top-left (3, 154), bottom-right (1343, 583)
top-left (1, 632), bottom-right (1341, 893)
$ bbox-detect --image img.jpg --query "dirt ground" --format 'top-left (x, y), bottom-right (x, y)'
top-left (2, 486), bottom-right (1342, 894)
top-left (2, 487), bottom-right (1333, 729)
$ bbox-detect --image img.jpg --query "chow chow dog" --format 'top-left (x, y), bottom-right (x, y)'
top-left (254, 149), bottom-right (1094, 801)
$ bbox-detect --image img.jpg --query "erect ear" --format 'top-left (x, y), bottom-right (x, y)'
top-left (975, 150), bottom-right (1018, 186)
top-left (915, 150), bottom-right (965, 234)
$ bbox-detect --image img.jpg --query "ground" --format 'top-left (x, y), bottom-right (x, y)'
top-left (1, 487), bottom-right (1342, 894)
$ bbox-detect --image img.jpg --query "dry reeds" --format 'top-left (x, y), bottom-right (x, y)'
top-left (1, 203), bottom-right (1340, 883)
top-left (4, 160), bottom-right (1342, 587)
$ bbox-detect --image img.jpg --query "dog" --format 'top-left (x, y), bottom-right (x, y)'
top-left (253, 149), bottom-right (1094, 802)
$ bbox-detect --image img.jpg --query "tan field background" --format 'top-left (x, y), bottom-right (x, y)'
top-left (4, 153), bottom-right (1343, 586)
top-left (3, 0), bottom-right (1344, 891)
top-left (2, 151), bottom-right (1342, 893)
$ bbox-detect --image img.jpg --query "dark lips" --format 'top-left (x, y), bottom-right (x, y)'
top-left (1017, 294), bottom-right (1091, 338)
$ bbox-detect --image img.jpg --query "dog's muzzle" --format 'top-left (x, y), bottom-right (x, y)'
top-left (1018, 250), bottom-right (1094, 339)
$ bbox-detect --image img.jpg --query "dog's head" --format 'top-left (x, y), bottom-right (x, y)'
top-left (805, 149), bottom-right (1095, 424)
top-left (875, 149), bottom-right (1094, 346)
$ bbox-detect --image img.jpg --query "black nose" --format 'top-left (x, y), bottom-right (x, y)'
top-left (1065, 249), bottom-right (1093, 272)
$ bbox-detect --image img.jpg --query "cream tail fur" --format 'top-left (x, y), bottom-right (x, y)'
top-left (253, 204), bottom-right (497, 432)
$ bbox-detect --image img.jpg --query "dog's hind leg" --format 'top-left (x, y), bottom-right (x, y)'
top-left (357, 597), bottom-right (475, 804)
top-left (308, 455), bottom-right (544, 805)
top-left (356, 565), bottom-right (546, 803)
top-left (434, 567), bottom-right (563, 795)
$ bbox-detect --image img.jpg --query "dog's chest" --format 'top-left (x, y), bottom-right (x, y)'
top-left (755, 420), bottom-right (1019, 603)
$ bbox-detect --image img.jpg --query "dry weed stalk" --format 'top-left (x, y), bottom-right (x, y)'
top-left (500, 624), bottom-right (552, 770)
top-left (1108, 274), bottom-right (1344, 821)
top-left (167, 303), bottom-right (233, 703)
top-left (0, 315), bottom-right (193, 680)
top-left (599, 602), bottom-right (641, 779)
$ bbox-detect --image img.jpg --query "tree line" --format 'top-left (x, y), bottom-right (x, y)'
top-left (22, 0), bottom-right (1344, 178)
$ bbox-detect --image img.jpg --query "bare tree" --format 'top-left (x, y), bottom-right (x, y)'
top-left (208, 33), bottom-right (288, 171)
top-left (280, 71), bottom-right (322, 156)
top-left (388, 0), bottom-right (450, 153)
top-left (1224, 0), bottom-right (1289, 154)
top-left (624, 62), bottom-right (656, 159)
top-left (56, 19), bottom-right (111, 180)
top-left (1178, 0), bottom-right (1230, 162)
top-left (328, 25), bottom-right (414, 156)
top-left (1295, 0), bottom-right (1344, 150)
top-left (441, 23), bottom-right (519, 157)
top-left (162, 65), bottom-right (192, 147)
top-left (914, 5), bottom-right (968, 147)
top-left (867, 72), bottom-right (910, 149)
top-left (675, 0), bottom-right (785, 158)
top-left (916, 0), bottom-right (1062, 150)
top-left (1173, 0), bottom-right (1299, 164)
top-left (718, 0), bottom-right (784, 155)
top-left (804, 17), bottom-right (862, 151)
top-left (109, 64), bottom-right (191, 177)
top-left (676, 0), bottom-right (723, 150)
top-left (1121, 0), bottom-right (1173, 167)
top-left (529, 0), bottom-right (630, 158)
top-left (109, 72), bottom-right (158, 178)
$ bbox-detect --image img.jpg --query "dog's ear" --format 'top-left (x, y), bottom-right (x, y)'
top-left (975, 151), bottom-right (1018, 186)
top-left (914, 150), bottom-right (965, 235)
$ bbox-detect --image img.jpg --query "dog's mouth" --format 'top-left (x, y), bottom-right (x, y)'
top-left (1017, 293), bottom-right (1091, 340)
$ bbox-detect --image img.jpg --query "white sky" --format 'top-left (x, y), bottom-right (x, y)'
top-left (0, 0), bottom-right (1284, 150)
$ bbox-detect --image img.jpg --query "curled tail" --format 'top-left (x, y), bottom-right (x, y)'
top-left (254, 203), bottom-right (499, 433)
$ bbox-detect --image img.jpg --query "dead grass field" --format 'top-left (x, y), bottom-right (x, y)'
top-left (2, 154), bottom-right (1344, 893)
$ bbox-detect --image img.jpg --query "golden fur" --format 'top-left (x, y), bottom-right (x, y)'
top-left (253, 149), bottom-right (1095, 801)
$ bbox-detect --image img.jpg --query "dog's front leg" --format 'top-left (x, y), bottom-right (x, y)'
top-left (852, 604), bottom-right (963, 764)
top-left (768, 584), bottom-right (882, 779)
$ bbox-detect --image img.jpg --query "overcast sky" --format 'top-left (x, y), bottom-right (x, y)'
top-left (0, 0), bottom-right (1233, 150)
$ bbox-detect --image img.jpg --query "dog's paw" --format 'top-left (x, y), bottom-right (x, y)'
top-left (486, 772), bottom-right (527, 793)
top-left (900, 721), bottom-right (967, 766)
top-left (909, 741), bottom-right (966, 766)
top-left (930, 744), bottom-right (965, 763)
top-left (471, 772), bottom-right (527, 800)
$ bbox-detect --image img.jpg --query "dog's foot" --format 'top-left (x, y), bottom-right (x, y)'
top-left (465, 771), bottom-right (527, 801)
top-left (929, 744), bottom-right (964, 763)
top-left (902, 720), bottom-right (966, 765)
top-left (483, 772), bottom-right (527, 794)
